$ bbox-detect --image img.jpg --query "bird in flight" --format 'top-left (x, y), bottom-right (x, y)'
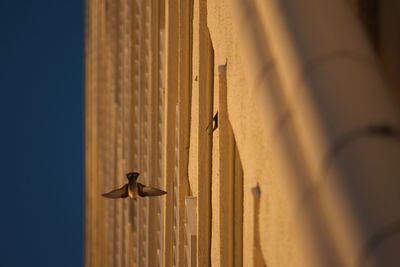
top-left (102, 172), bottom-right (167, 199)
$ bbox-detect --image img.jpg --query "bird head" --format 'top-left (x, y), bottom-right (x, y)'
top-left (126, 172), bottom-right (140, 181)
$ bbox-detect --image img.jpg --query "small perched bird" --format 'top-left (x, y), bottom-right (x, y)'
top-left (206, 112), bottom-right (218, 136)
top-left (102, 172), bottom-right (167, 199)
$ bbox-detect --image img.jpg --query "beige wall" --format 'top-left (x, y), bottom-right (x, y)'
top-left (86, 0), bottom-right (400, 266)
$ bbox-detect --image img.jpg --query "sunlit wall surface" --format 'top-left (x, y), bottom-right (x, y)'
top-left (85, 0), bottom-right (400, 266)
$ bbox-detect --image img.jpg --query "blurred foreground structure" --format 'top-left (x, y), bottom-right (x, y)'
top-left (85, 0), bottom-right (400, 266)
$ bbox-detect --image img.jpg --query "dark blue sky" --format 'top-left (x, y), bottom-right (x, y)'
top-left (0, 1), bottom-right (83, 266)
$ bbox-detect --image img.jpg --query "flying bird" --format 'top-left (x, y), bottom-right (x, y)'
top-left (102, 172), bottom-right (167, 199)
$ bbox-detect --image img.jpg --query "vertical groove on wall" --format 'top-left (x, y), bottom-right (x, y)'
top-left (107, 1), bottom-right (119, 265)
top-left (116, 1), bottom-right (124, 266)
top-left (217, 61), bottom-right (244, 267)
top-left (218, 64), bottom-right (234, 267)
top-left (148, 0), bottom-right (163, 266)
top-left (157, 1), bottom-right (166, 265)
top-left (139, 0), bottom-right (150, 264)
top-left (233, 143), bottom-right (244, 267)
top-left (173, 104), bottom-right (180, 267)
top-left (197, 0), bottom-right (214, 265)
top-left (178, 0), bottom-right (193, 264)
top-left (104, 1), bottom-right (114, 264)
top-left (101, 1), bottom-right (109, 266)
top-left (120, 0), bottom-right (133, 265)
top-left (163, 0), bottom-right (179, 266)
top-left (131, 0), bottom-right (141, 266)
top-left (86, 1), bottom-right (96, 266)
top-left (117, 1), bottom-right (126, 266)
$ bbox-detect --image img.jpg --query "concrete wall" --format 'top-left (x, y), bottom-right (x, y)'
top-left (85, 0), bottom-right (400, 266)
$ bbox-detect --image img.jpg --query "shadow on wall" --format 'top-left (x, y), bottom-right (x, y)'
top-left (252, 183), bottom-right (267, 267)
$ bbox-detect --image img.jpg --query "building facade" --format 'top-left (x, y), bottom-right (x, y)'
top-left (85, 0), bottom-right (400, 266)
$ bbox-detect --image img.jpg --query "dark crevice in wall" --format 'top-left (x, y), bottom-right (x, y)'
top-left (233, 142), bottom-right (244, 267)
top-left (207, 38), bottom-right (214, 267)
top-left (186, 0), bottom-right (194, 197)
top-left (218, 60), bottom-right (244, 267)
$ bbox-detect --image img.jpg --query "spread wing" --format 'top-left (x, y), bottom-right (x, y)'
top-left (137, 183), bottom-right (167, 197)
top-left (126, 172), bottom-right (140, 181)
top-left (102, 184), bottom-right (129, 198)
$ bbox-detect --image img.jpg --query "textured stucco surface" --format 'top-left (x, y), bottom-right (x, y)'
top-left (86, 0), bottom-right (400, 266)
top-left (206, 1), bottom-right (279, 265)
top-left (206, 0), bottom-right (400, 266)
